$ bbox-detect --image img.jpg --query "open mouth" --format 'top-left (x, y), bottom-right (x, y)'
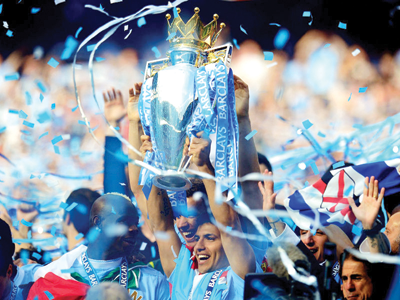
top-left (182, 230), bottom-right (195, 239)
top-left (197, 254), bottom-right (210, 264)
top-left (308, 248), bottom-right (318, 254)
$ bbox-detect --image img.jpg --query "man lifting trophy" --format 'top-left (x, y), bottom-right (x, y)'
top-left (138, 7), bottom-right (238, 212)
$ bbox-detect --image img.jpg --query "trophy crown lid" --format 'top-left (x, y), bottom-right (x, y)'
top-left (166, 7), bottom-right (225, 51)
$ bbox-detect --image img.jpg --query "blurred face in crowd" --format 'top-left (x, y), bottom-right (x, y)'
top-left (384, 212), bottom-right (400, 254)
top-left (341, 258), bottom-right (373, 300)
top-left (175, 196), bottom-right (208, 248)
top-left (193, 223), bottom-right (229, 274)
top-left (300, 229), bottom-right (329, 263)
top-left (0, 264), bottom-right (12, 299)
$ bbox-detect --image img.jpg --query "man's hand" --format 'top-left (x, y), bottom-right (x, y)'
top-left (128, 83), bottom-right (142, 123)
top-left (103, 88), bottom-right (126, 128)
top-left (188, 132), bottom-right (212, 169)
top-left (258, 170), bottom-right (277, 212)
top-left (348, 176), bottom-right (385, 230)
top-left (140, 135), bottom-right (153, 157)
top-left (234, 74), bottom-right (250, 120)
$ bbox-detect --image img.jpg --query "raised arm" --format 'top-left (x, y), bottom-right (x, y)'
top-left (348, 176), bottom-right (388, 254)
top-left (147, 185), bottom-right (182, 277)
top-left (189, 132), bottom-right (256, 279)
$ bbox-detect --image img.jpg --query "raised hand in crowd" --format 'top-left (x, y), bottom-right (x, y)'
top-left (103, 88), bottom-right (127, 134)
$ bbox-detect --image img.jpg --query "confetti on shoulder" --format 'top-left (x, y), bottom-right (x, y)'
top-left (47, 57), bottom-right (59, 68)
top-left (75, 233), bottom-right (84, 240)
top-left (5, 72), bottom-right (20, 81)
top-left (263, 51), bottom-right (273, 61)
top-left (245, 130), bottom-right (257, 141)
top-left (44, 291), bottom-right (54, 300)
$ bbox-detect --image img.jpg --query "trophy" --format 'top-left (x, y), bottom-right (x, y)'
top-left (139, 7), bottom-right (233, 192)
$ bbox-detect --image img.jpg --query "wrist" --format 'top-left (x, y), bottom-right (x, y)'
top-left (128, 119), bottom-right (141, 125)
top-left (237, 114), bottom-right (250, 123)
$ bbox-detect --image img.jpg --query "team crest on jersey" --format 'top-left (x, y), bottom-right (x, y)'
top-left (218, 271), bottom-right (228, 285)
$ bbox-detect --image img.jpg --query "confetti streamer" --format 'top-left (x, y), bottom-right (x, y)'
top-left (263, 51), bottom-right (273, 61)
top-left (137, 17), bottom-right (146, 27)
top-left (5, 72), bottom-right (20, 81)
top-left (338, 21), bottom-right (347, 29)
top-left (111, 0), bottom-right (123, 3)
top-left (309, 161), bottom-right (319, 175)
top-left (348, 93), bottom-right (352, 101)
top-left (31, 7), bottom-right (41, 14)
top-left (266, 62), bottom-right (278, 68)
top-left (245, 130), bottom-right (257, 140)
top-left (171, 245), bottom-right (177, 258)
top-left (240, 25), bottom-right (248, 35)
top-left (23, 120), bottom-right (34, 128)
top-left (75, 27), bottom-right (83, 39)
top-left (38, 132), bottom-right (49, 140)
top-left (359, 87), bottom-right (368, 93)
top-left (151, 46), bottom-right (161, 58)
top-left (274, 28), bottom-right (290, 50)
top-left (232, 38), bottom-right (240, 50)
top-left (21, 219), bottom-right (33, 227)
top-left (269, 23), bottom-right (281, 27)
top-left (302, 119), bottom-right (313, 130)
top-left (124, 29), bottom-right (132, 39)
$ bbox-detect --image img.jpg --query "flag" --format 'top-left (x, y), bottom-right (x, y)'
top-left (284, 158), bottom-right (400, 234)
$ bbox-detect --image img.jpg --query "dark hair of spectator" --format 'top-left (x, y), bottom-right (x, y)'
top-left (186, 179), bottom-right (207, 198)
top-left (258, 152), bottom-right (273, 172)
top-left (0, 219), bottom-right (15, 276)
top-left (63, 188), bottom-right (101, 235)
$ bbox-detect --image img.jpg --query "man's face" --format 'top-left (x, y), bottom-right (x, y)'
top-left (175, 196), bottom-right (207, 248)
top-left (341, 259), bottom-right (373, 300)
top-left (0, 265), bottom-right (12, 299)
top-left (99, 203), bottom-right (139, 257)
top-left (300, 229), bottom-right (329, 263)
top-left (384, 213), bottom-right (400, 254)
top-left (193, 223), bottom-right (229, 274)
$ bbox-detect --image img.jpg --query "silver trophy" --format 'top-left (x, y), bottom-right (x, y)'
top-left (142, 7), bottom-right (232, 191)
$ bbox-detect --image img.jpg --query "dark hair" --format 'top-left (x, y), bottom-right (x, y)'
top-left (258, 152), bottom-right (272, 172)
top-left (339, 250), bottom-right (373, 280)
top-left (63, 188), bottom-right (101, 235)
top-left (186, 179), bottom-right (207, 198)
top-left (0, 219), bottom-right (15, 276)
top-left (384, 192), bottom-right (400, 215)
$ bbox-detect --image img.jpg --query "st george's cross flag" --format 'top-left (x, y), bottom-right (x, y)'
top-left (284, 158), bottom-right (400, 233)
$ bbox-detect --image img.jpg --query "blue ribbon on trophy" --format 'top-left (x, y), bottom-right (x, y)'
top-left (138, 7), bottom-right (237, 217)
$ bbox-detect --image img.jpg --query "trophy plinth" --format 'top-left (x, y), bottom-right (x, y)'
top-left (153, 171), bottom-right (192, 191)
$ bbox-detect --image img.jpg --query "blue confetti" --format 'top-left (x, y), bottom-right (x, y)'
top-left (99, 4), bottom-right (104, 11)
top-left (71, 105), bottom-right (79, 112)
top-left (86, 227), bottom-right (100, 243)
top-left (61, 36), bottom-right (78, 60)
top-left (87, 44), bottom-right (96, 52)
top-left (226, 226), bottom-right (232, 232)
top-left (302, 11), bottom-right (311, 17)
top-left (137, 17), bottom-right (146, 27)
top-left (37, 111), bottom-right (51, 124)
top-left (43, 252), bottom-right (51, 263)
top-left (27, 230), bottom-right (32, 239)
top-left (20, 249), bottom-right (29, 265)
top-left (75, 27), bottom-right (83, 39)
top-left (0, 4), bottom-right (2, 14)
top-left (302, 119), bottom-right (313, 130)
top-left (51, 226), bottom-right (56, 236)
top-left (78, 120), bottom-right (86, 125)
top-left (310, 161), bottom-right (319, 175)
top-left (151, 46), bottom-right (161, 58)
top-left (9, 109), bottom-right (18, 114)
top-left (51, 103), bottom-right (55, 110)
top-left (44, 291), bottom-right (54, 300)
top-left (232, 38), bottom-right (240, 50)
top-left (338, 22), bottom-right (347, 29)
top-left (40, 94), bottom-right (44, 102)
top-left (54, 145), bottom-right (60, 155)
top-left (166, 32), bottom-right (176, 41)
top-left (324, 43), bottom-right (331, 48)
top-left (352, 225), bottom-right (362, 236)
top-left (61, 268), bottom-right (75, 274)
top-left (13, 220), bottom-right (19, 227)
top-left (240, 25), bottom-right (248, 35)
top-left (151, 246), bottom-right (156, 258)
top-left (32, 252), bottom-right (42, 260)
top-left (269, 23), bottom-right (281, 27)
top-left (5, 72), bottom-right (20, 81)
top-left (47, 57), bottom-right (59, 68)
top-left (6, 30), bottom-right (13, 37)
top-left (51, 135), bottom-right (63, 145)
top-left (37, 246), bottom-right (41, 253)
top-left (95, 57), bottom-right (105, 62)
top-left (173, 7), bottom-right (179, 18)
top-left (35, 80), bottom-right (47, 93)
top-left (19, 110), bottom-right (28, 119)
top-left (20, 130), bottom-right (31, 135)
top-left (25, 92), bottom-right (32, 105)
top-left (318, 131), bottom-right (326, 138)
top-left (344, 185), bottom-right (353, 196)
top-left (111, 206), bottom-right (116, 214)
top-left (348, 92), bottom-right (352, 101)
top-left (59, 202), bottom-right (68, 209)
top-left (263, 51), bottom-right (273, 61)
top-left (66, 202), bottom-right (78, 212)
top-left (31, 7), bottom-right (41, 14)
top-left (23, 120), bottom-right (34, 128)
top-left (38, 131), bottom-right (49, 140)
top-left (0, 127), bottom-right (6, 133)
top-left (76, 204), bottom-right (88, 214)
top-left (30, 174), bottom-right (36, 179)
top-left (245, 130), bottom-right (257, 140)
top-left (75, 233), bottom-right (84, 240)
top-left (274, 28), bottom-right (290, 50)
top-left (332, 161), bottom-right (345, 169)
top-left (21, 219), bottom-right (33, 227)
top-left (359, 87), bottom-right (368, 93)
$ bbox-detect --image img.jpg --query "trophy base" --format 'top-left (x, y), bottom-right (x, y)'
top-left (152, 173), bottom-right (192, 191)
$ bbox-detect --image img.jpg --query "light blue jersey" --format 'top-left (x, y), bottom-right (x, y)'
top-left (169, 245), bottom-right (262, 300)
